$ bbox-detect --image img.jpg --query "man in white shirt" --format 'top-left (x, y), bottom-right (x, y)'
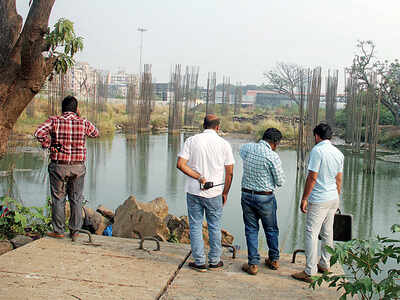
top-left (177, 114), bottom-right (234, 272)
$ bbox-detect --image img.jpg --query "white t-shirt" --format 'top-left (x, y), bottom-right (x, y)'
top-left (178, 129), bottom-right (235, 198)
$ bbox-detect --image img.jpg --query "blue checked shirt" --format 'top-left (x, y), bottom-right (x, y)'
top-left (240, 140), bottom-right (285, 192)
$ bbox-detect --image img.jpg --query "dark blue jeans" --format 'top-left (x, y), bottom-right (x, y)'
top-left (241, 191), bottom-right (279, 265)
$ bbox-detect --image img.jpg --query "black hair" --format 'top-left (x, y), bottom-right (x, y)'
top-left (62, 95), bottom-right (78, 113)
top-left (203, 117), bottom-right (220, 129)
top-left (262, 128), bottom-right (282, 143)
top-left (313, 123), bottom-right (332, 140)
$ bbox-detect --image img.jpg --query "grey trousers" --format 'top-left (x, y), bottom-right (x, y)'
top-left (305, 200), bottom-right (339, 275)
top-left (48, 162), bottom-right (86, 234)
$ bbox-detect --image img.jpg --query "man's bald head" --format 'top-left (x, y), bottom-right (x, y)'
top-left (203, 114), bottom-right (220, 130)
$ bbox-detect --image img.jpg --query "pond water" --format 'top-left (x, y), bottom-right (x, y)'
top-left (1, 133), bottom-right (399, 253)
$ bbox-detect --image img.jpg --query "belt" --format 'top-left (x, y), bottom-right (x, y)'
top-left (51, 160), bottom-right (84, 165)
top-left (241, 188), bottom-right (273, 195)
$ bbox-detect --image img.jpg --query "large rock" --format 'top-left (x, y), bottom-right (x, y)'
top-left (112, 196), bottom-right (170, 241)
top-left (96, 205), bottom-right (115, 220)
top-left (83, 207), bottom-right (110, 235)
top-left (64, 202), bottom-right (110, 235)
top-left (166, 215), bottom-right (234, 246)
top-left (0, 240), bottom-right (13, 255)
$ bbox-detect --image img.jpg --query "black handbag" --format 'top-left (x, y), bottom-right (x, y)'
top-left (332, 208), bottom-right (353, 242)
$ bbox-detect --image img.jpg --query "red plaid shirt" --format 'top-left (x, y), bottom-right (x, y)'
top-left (34, 112), bottom-right (99, 162)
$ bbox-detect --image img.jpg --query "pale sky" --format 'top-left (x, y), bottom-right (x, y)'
top-left (16, 0), bottom-right (400, 88)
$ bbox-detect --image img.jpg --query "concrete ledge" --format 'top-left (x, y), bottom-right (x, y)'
top-left (0, 235), bottom-right (343, 300)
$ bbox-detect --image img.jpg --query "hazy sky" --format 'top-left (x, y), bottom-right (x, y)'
top-left (16, 0), bottom-right (400, 87)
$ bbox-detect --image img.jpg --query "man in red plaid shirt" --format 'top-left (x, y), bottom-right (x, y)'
top-left (34, 96), bottom-right (99, 241)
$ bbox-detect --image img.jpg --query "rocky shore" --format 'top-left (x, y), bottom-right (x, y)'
top-left (0, 196), bottom-right (234, 256)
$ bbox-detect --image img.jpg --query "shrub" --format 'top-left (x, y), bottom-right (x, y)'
top-left (311, 203), bottom-right (400, 300)
top-left (0, 196), bottom-right (52, 239)
top-left (254, 119), bottom-right (297, 141)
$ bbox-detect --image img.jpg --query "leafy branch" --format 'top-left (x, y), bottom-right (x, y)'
top-left (44, 18), bottom-right (84, 74)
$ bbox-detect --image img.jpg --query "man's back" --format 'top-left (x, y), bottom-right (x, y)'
top-left (34, 112), bottom-right (99, 162)
top-left (308, 140), bottom-right (344, 203)
top-left (178, 129), bottom-right (234, 198)
top-left (240, 140), bottom-right (285, 192)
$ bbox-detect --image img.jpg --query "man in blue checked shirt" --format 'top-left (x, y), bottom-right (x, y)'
top-left (239, 128), bottom-right (285, 275)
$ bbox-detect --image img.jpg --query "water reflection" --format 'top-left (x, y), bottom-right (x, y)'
top-left (1, 135), bottom-right (399, 253)
top-left (167, 134), bottom-right (182, 205)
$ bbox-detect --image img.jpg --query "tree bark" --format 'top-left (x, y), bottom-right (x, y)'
top-left (0, 0), bottom-right (55, 158)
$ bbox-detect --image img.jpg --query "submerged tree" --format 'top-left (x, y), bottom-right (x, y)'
top-left (0, 0), bottom-right (83, 158)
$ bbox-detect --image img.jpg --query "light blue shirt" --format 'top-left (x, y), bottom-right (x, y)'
top-left (240, 140), bottom-right (285, 192)
top-left (308, 140), bottom-right (344, 203)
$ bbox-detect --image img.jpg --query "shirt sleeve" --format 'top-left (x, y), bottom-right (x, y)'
top-left (339, 153), bottom-right (344, 173)
top-left (270, 153), bottom-right (285, 187)
top-left (239, 144), bottom-right (248, 160)
top-left (224, 142), bottom-right (235, 166)
top-left (178, 137), bottom-right (191, 160)
top-left (308, 148), bottom-right (322, 173)
top-left (85, 120), bottom-right (99, 138)
top-left (34, 118), bottom-right (52, 148)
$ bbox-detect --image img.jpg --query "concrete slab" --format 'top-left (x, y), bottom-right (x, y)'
top-left (164, 252), bottom-right (343, 300)
top-left (0, 235), bottom-right (190, 300)
top-left (0, 235), bottom-right (344, 300)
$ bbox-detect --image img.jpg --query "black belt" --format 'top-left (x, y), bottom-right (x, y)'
top-left (241, 188), bottom-right (273, 195)
top-left (51, 160), bottom-right (84, 165)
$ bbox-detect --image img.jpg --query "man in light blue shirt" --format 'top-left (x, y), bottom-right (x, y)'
top-left (292, 123), bottom-right (344, 283)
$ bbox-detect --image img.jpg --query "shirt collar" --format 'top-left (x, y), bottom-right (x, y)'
top-left (203, 129), bottom-right (218, 135)
top-left (62, 112), bottom-right (78, 118)
top-left (259, 139), bottom-right (272, 150)
top-left (317, 140), bottom-right (331, 146)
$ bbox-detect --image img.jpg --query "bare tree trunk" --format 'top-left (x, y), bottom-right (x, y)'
top-left (0, 0), bottom-right (56, 158)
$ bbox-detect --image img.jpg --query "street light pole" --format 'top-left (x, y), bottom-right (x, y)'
top-left (137, 27), bottom-right (147, 75)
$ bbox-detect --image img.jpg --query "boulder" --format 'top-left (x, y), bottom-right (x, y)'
top-left (112, 196), bottom-right (170, 241)
top-left (96, 205), bottom-right (115, 220)
top-left (0, 240), bottom-right (13, 255)
top-left (64, 202), bottom-right (109, 235)
top-left (83, 207), bottom-right (110, 235)
top-left (166, 215), bottom-right (234, 246)
top-left (10, 235), bottom-right (33, 248)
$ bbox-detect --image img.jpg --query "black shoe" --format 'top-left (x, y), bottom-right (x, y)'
top-left (208, 260), bottom-right (224, 271)
top-left (188, 262), bottom-right (207, 272)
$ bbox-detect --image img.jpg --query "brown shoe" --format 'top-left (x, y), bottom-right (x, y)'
top-left (317, 264), bottom-right (330, 273)
top-left (265, 258), bottom-right (279, 270)
top-left (242, 263), bottom-right (258, 275)
top-left (47, 232), bottom-right (64, 239)
top-left (69, 232), bottom-right (79, 242)
top-left (292, 271), bottom-right (313, 283)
